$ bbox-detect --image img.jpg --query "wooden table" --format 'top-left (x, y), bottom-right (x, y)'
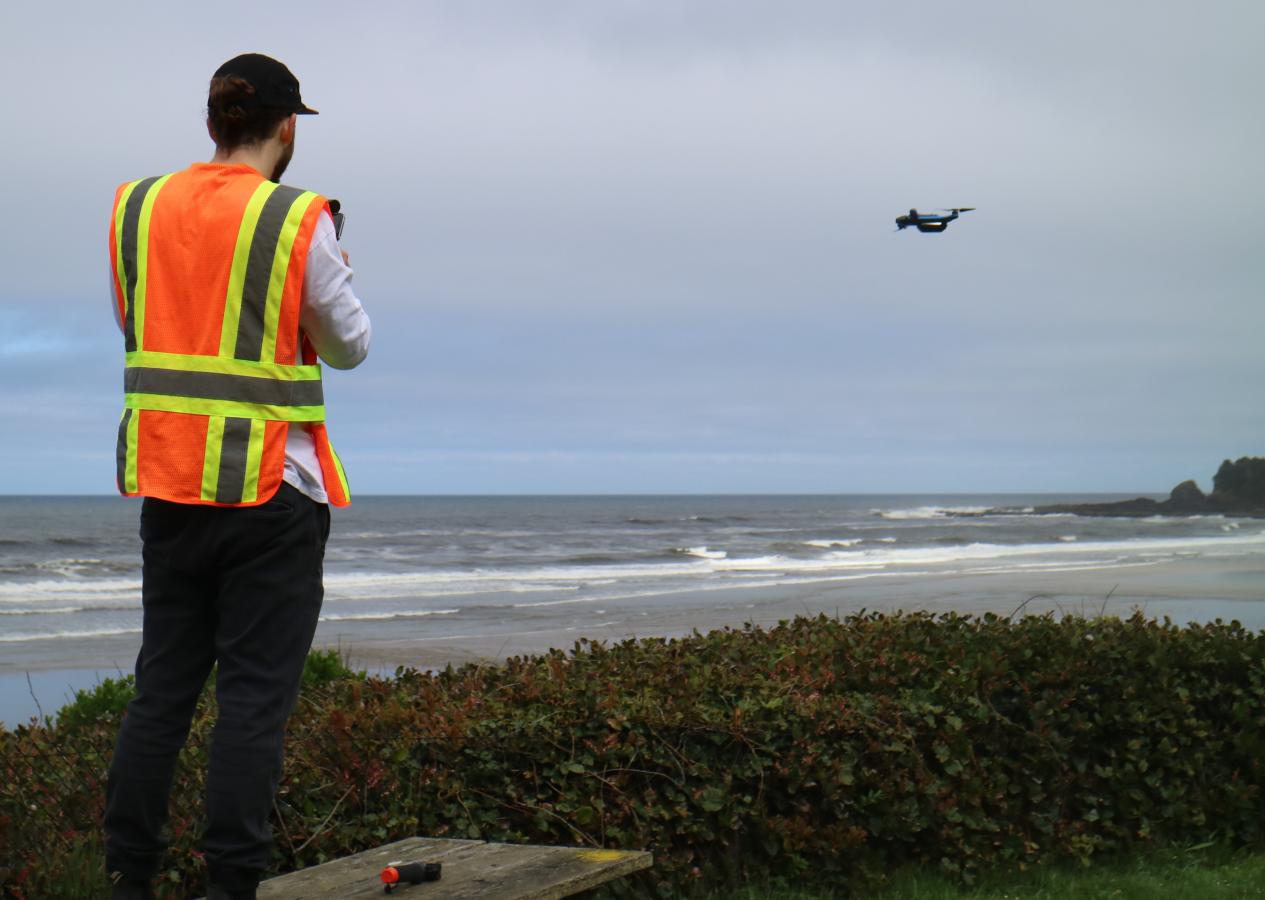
top-left (249, 836), bottom-right (653, 899)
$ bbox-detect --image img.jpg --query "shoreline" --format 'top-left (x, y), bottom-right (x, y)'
top-left (9, 554), bottom-right (1265, 677)
top-left (6, 553), bottom-right (1261, 726)
top-left (331, 553), bottom-right (1265, 672)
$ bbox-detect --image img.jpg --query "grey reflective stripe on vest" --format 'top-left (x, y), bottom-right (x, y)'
top-left (115, 408), bottom-right (133, 490)
top-left (234, 184), bottom-right (307, 362)
top-left (120, 176), bottom-right (162, 353)
top-left (214, 418), bottom-right (254, 504)
top-left (123, 366), bottom-right (324, 408)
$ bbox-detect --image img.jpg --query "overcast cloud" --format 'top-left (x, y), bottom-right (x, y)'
top-left (1, 0), bottom-right (1261, 494)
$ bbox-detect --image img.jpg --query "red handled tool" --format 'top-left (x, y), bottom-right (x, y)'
top-left (380, 860), bottom-right (442, 893)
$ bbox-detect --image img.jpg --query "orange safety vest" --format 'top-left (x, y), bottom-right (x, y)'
top-left (109, 163), bottom-right (351, 507)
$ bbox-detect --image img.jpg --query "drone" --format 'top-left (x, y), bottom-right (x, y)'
top-left (895, 207), bottom-right (975, 233)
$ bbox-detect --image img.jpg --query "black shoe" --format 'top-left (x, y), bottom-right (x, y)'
top-left (207, 885), bottom-right (258, 900)
top-left (108, 872), bottom-right (156, 900)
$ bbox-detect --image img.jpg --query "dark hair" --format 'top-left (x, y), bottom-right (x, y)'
top-left (207, 75), bottom-right (290, 150)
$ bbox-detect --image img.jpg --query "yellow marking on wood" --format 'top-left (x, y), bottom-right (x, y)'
top-left (577, 849), bottom-right (630, 862)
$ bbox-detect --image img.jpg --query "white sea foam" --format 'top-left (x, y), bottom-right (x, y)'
top-left (5, 520), bottom-right (1264, 648)
top-left (512, 596), bottom-right (602, 609)
top-left (676, 547), bottom-right (727, 559)
top-left (958, 558), bottom-right (1124, 575)
top-left (588, 570), bottom-right (947, 604)
top-left (713, 555), bottom-right (788, 570)
top-left (0, 578), bottom-right (141, 600)
top-left (33, 558), bottom-right (112, 578)
top-left (875, 506), bottom-right (993, 520)
top-left (959, 560), bottom-right (1158, 577)
top-left (8, 530), bottom-right (1265, 617)
top-left (812, 531), bottom-right (1265, 569)
top-left (337, 529), bottom-right (443, 540)
top-left (874, 506), bottom-right (945, 520)
top-left (321, 609), bottom-right (460, 623)
top-left (321, 572), bottom-right (577, 601)
top-left (0, 626), bottom-right (140, 643)
top-left (265, 529), bottom-right (1265, 605)
top-left (339, 528), bottom-right (549, 540)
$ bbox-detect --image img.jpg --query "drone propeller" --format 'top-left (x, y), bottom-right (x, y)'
top-left (939, 207), bottom-right (976, 213)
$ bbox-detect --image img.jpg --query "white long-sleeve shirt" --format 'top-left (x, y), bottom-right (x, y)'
top-left (111, 207), bottom-right (371, 504)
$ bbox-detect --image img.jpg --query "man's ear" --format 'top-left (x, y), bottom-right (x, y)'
top-left (279, 114), bottom-right (297, 144)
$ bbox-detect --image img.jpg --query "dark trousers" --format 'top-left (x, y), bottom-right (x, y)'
top-left (104, 483), bottom-right (330, 889)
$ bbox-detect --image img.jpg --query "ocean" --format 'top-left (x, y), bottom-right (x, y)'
top-left (3, 494), bottom-right (1264, 725)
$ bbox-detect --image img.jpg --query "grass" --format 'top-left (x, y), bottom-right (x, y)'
top-left (35, 840), bottom-right (1265, 899)
top-left (710, 845), bottom-right (1265, 899)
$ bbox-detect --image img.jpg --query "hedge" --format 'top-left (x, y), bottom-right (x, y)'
top-left (2, 611), bottom-right (1263, 898)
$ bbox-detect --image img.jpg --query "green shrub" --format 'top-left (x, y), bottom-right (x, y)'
top-left (300, 646), bottom-right (364, 688)
top-left (56, 675), bottom-right (136, 730)
top-left (44, 648), bottom-right (357, 732)
top-left (2, 612), bottom-right (1263, 899)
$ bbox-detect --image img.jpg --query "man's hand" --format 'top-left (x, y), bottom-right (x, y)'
top-left (341, 249), bottom-right (350, 267)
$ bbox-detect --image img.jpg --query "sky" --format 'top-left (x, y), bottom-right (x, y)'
top-left (1, 0), bottom-right (1261, 495)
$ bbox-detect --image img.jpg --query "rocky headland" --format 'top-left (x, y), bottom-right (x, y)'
top-left (1027, 456), bottom-right (1265, 519)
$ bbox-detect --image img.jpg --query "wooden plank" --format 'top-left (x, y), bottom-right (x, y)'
top-left (252, 838), bottom-right (652, 900)
top-left (421, 844), bottom-right (652, 900)
top-left (255, 838), bottom-right (482, 899)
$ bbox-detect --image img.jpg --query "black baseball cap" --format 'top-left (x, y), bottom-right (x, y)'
top-left (212, 53), bottom-right (318, 115)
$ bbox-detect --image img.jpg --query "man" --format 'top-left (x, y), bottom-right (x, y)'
top-left (104, 53), bottom-right (370, 900)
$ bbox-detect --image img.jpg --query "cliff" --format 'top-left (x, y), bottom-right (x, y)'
top-left (1030, 456), bottom-right (1265, 518)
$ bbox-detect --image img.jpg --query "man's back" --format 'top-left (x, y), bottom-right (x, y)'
top-left (119, 166), bottom-right (257, 352)
top-left (104, 54), bottom-right (369, 900)
top-left (110, 160), bottom-right (361, 507)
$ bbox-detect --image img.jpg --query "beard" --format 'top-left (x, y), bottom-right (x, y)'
top-left (270, 139), bottom-right (294, 183)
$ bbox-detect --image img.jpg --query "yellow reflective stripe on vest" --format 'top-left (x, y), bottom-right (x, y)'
top-left (328, 442), bottom-right (351, 501)
top-left (220, 184), bottom-right (319, 362)
top-left (131, 175), bottom-right (172, 350)
top-left (113, 180), bottom-right (140, 337)
top-left (115, 175), bottom-right (172, 353)
top-left (125, 350), bottom-right (322, 382)
top-left (241, 419), bottom-right (266, 504)
top-left (201, 415), bottom-right (227, 500)
top-left (115, 408), bottom-right (139, 494)
top-left (123, 392), bottom-right (325, 422)
top-left (260, 191), bottom-right (318, 362)
top-left (220, 182), bottom-right (275, 357)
